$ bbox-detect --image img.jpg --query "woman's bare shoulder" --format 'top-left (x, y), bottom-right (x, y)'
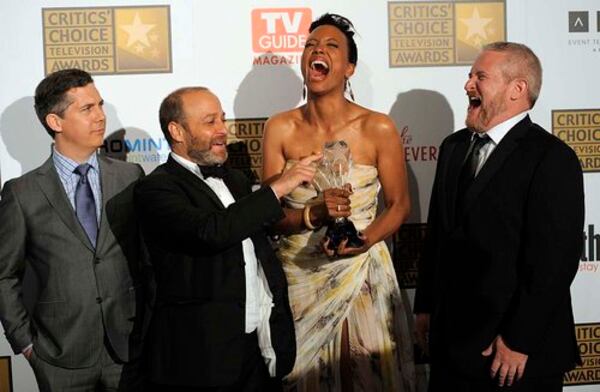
top-left (357, 108), bottom-right (398, 137)
top-left (266, 107), bottom-right (304, 129)
top-left (263, 108), bottom-right (305, 149)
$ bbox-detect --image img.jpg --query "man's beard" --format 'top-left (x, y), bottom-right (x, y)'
top-left (466, 94), bottom-right (506, 132)
top-left (185, 132), bottom-right (228, 166)
top-left (188, 147), bottom-right (228, 166)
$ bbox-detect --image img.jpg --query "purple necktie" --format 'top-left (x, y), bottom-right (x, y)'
top-left (74, 164), bottom-right (98, 247)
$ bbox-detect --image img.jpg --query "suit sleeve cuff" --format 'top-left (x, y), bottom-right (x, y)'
top-left (8, 325), bottom-right (33, 355)
top-left (21, 343), bottom-right (33, 354)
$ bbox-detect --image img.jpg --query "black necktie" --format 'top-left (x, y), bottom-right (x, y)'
top-left (74, 164), bottom-right (98, 247)
top-left (456, 134), bottom-right (490, 210)
top-left (199, 165), bottom-right (228, 179)
top-left (463, 134), bottom-right (491, 183)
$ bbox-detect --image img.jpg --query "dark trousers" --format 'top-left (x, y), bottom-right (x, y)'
top-left (429, 361), bottom-right (564, 392)
top-left (147, 331), bottom-right (281, 392)
top-left (28, 341), bottom-right (143, 392)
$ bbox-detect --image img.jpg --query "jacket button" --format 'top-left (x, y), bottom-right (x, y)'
top-left (96, 297), bottom-right (102, 304)
top-left (94, 257), bottom-right (101, 264)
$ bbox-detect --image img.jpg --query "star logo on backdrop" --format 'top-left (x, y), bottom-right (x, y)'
top-left (461, 8), bottom-right (492, 45)
top-left (43, 5), bottom-right (172, 74)
top-left (120, 13), bottom-right (156, 48)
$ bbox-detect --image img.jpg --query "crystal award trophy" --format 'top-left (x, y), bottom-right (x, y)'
top-left (314, 140), bottom-right (364, 251)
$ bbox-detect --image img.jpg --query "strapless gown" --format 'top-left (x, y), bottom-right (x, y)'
top-left (278, 162), bottom-right (418, 391)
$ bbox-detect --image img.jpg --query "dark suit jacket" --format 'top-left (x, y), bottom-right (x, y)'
top-left (0, 155), bottom-right (148, 368)
top-left (415, 116), bottom-right (584, 377)
top-left (134, 156), bottom-right (295, 387)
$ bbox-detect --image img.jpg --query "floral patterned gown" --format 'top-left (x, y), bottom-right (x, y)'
top-left (278, 162), bottom-right (419, 392)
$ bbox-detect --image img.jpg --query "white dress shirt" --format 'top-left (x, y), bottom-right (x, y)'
top-left (473, 110), bottom-right (529, 176)
top-left (171, 152), bottom-right (261, 332)
top-left (170, 152), bottom-right (277, 375)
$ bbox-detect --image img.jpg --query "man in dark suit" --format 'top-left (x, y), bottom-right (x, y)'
top-left (414, 42), bottom-right (584, 392)
top-left (136, 87), bottom-right (319, 391)
top-left (0, 69), bottom-right (149, 390)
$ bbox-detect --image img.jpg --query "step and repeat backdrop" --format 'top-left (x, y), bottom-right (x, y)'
top-left (0, 0), bottom-right (598, 390)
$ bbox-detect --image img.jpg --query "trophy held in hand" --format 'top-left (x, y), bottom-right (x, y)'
top-left (313, 140), bottom-right (364, 252)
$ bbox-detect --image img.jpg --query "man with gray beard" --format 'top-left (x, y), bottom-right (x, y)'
top-left (136, 87), bottom-right (320, 391)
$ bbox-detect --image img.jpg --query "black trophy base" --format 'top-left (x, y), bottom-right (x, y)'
top-left (325, 218), bottom-right (364, 251)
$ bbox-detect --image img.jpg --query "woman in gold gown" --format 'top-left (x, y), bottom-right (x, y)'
top-left (262, 13), bottom-right (419, 392)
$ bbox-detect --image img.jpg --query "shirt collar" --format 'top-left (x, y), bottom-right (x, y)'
top-left (170, 152), bottom-right (204, 179)
top-left (481, 110), bottom-right (529, 145)
top-left (52, 146), bottom-right (99, 174)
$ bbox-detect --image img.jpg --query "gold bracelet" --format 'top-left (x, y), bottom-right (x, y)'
top-left (303, 205), bottom-right (316, 230)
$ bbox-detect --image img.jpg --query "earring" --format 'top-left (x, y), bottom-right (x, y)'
top-left (345, 79), bottom-right (355, 101)
top-left (302, 83), bottom-right (307, 100)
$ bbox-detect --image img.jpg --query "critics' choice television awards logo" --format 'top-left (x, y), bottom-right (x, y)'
top-left (251, 8), bottom-right (312, 66)
top-left (568, 10), bottom-right (600, 52)
top-left (225, 118), bottom-right (267, 183)
top-left (388, 1), bottom-right (505, 67)
top-left (43, 6), bottom-right (172, 75)
top-left (552, 109), bottom-right (600, 172)
top-left (565, 323), bottom-right (600, 386)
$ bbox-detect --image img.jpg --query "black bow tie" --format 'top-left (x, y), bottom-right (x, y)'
top-left (199, 165), bottom-right (228, 179)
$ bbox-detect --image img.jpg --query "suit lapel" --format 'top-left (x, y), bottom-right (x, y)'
top-left (444, 131), bottom-right (471, 228)
top-left (165, 156), bottom-right (225, 208)
top-left (461, 116), bottom-right (532, 212)
top-left (35, 157), bottom-right (94, 251)
top-left (96, 156), bottom-right (115, 252)
top-left (223, 172), bottom-right (246, 201)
